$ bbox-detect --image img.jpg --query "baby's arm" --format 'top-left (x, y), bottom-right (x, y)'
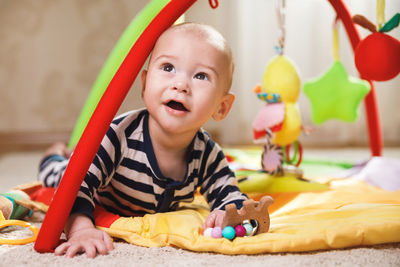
top-left (199, 140), bottom-right (248, 228)
top-left (38, 143), bottom-right (71, 188)
top-left (43, 142), bottom-right (72, 159)
top-left (54, 213), bottom-right (114, 258)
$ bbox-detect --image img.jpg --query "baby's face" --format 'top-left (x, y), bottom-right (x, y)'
top-left (142, 28), bottom-right (233, 135)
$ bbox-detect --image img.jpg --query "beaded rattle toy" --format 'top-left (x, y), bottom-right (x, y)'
top-left (203, 195), bottom-right (274, 240)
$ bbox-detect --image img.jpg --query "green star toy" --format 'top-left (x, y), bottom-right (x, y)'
top-left (303, 61), bottom-right (370, 125)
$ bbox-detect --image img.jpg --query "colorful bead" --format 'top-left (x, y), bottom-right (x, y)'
top-left (243, 223), bottom-right (254, 236)
top-left (203, 227), bottom-right (213, 237)
top-left (211, 227), bottom-right (222, 238)
top-left (234, 225), bottom-right (246, 237)
top-left (222, 226), bottom-right (236, 240)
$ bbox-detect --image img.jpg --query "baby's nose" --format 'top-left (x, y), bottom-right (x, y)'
top-left (173, 79), bottom-right (190, 94)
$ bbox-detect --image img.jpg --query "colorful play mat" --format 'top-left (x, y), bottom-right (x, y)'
top-left (1, 146), bottom-right (399, 254)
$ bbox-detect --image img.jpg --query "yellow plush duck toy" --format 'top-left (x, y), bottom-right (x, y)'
top-left (252, 55), bottom-right (302, 174)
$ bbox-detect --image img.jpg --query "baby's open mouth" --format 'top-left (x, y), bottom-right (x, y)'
top-left (166, 100), bottom-right (188, 111)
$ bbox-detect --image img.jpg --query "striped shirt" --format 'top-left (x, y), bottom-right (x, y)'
top-left (39, 109), bottom-right (247, 220)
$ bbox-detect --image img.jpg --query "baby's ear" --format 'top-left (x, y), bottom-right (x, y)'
top-left (140, 70), bottom-right (148, 97)
top-left (212, 93), bottom-right (235, 121)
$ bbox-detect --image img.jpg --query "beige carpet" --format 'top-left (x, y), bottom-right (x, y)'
top-left (1, 148), bottom-right (400, 266)
top-left (1, 228), bottom-right (400, 267)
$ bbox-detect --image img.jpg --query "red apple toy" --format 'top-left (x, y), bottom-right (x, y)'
top-left (353, 13), bottom-right (400, 81)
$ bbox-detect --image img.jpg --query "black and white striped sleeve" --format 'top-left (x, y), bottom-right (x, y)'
top-left (199, 139), bottom-right (247, 211)
top-left (38, 155), bottom-right (68, 188)
top-left (70, 119), bottom-right (124, 220)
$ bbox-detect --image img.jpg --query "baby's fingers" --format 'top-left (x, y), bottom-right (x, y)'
top-left (102, 231), bottom-right (114, 251)
top-left (204, 212), bottom-right (217, 228)
top-left (92, 235), bottom-right (113, 256)
top-left (214, 213), bottom-right (224, 227)
top-left (55, 241), bottom-right (93, 258)
top-left (54, 242), bottom-right (71, 256)
top-left (63, 242), bottom-right (95, 258)
top-left (82, 243), bottom-right (97, 258)
top-left (205, 210), bottom-right (226, 228)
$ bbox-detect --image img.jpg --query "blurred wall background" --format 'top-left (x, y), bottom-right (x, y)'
top-left (0, 0), bottom-right (399, 150)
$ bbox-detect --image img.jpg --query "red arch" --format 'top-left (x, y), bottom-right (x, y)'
top-left (34, 0), bottom-right (382, 253)
top-left (328, 0), bottom-right (382, 156)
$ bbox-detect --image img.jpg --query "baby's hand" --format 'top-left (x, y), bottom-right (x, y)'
top-left (54, 227), bottom-right (114, 258)
top-left (204, 209), bottom-right (226, 228)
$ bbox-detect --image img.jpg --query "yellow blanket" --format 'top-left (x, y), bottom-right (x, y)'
top-left (99, 180), bottom-right (400, 254)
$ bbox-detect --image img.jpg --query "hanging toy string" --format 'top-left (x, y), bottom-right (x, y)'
top-left (274, 0), bottom-right (286, 55)
top-left (376, 0), bottom-right (385, 30)
top-left (208, 0), bottom-right (219, 9)
top-left (333, 16), bottom-right (340, 62)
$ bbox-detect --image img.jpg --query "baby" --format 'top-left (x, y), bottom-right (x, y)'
top-left (39, 22), bottom-right (247, 258)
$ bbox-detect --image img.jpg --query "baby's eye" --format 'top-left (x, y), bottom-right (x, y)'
top-left (194, 72), bottom-right (209, 81)
top-left (162, 63), bottom-right (175, 73)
